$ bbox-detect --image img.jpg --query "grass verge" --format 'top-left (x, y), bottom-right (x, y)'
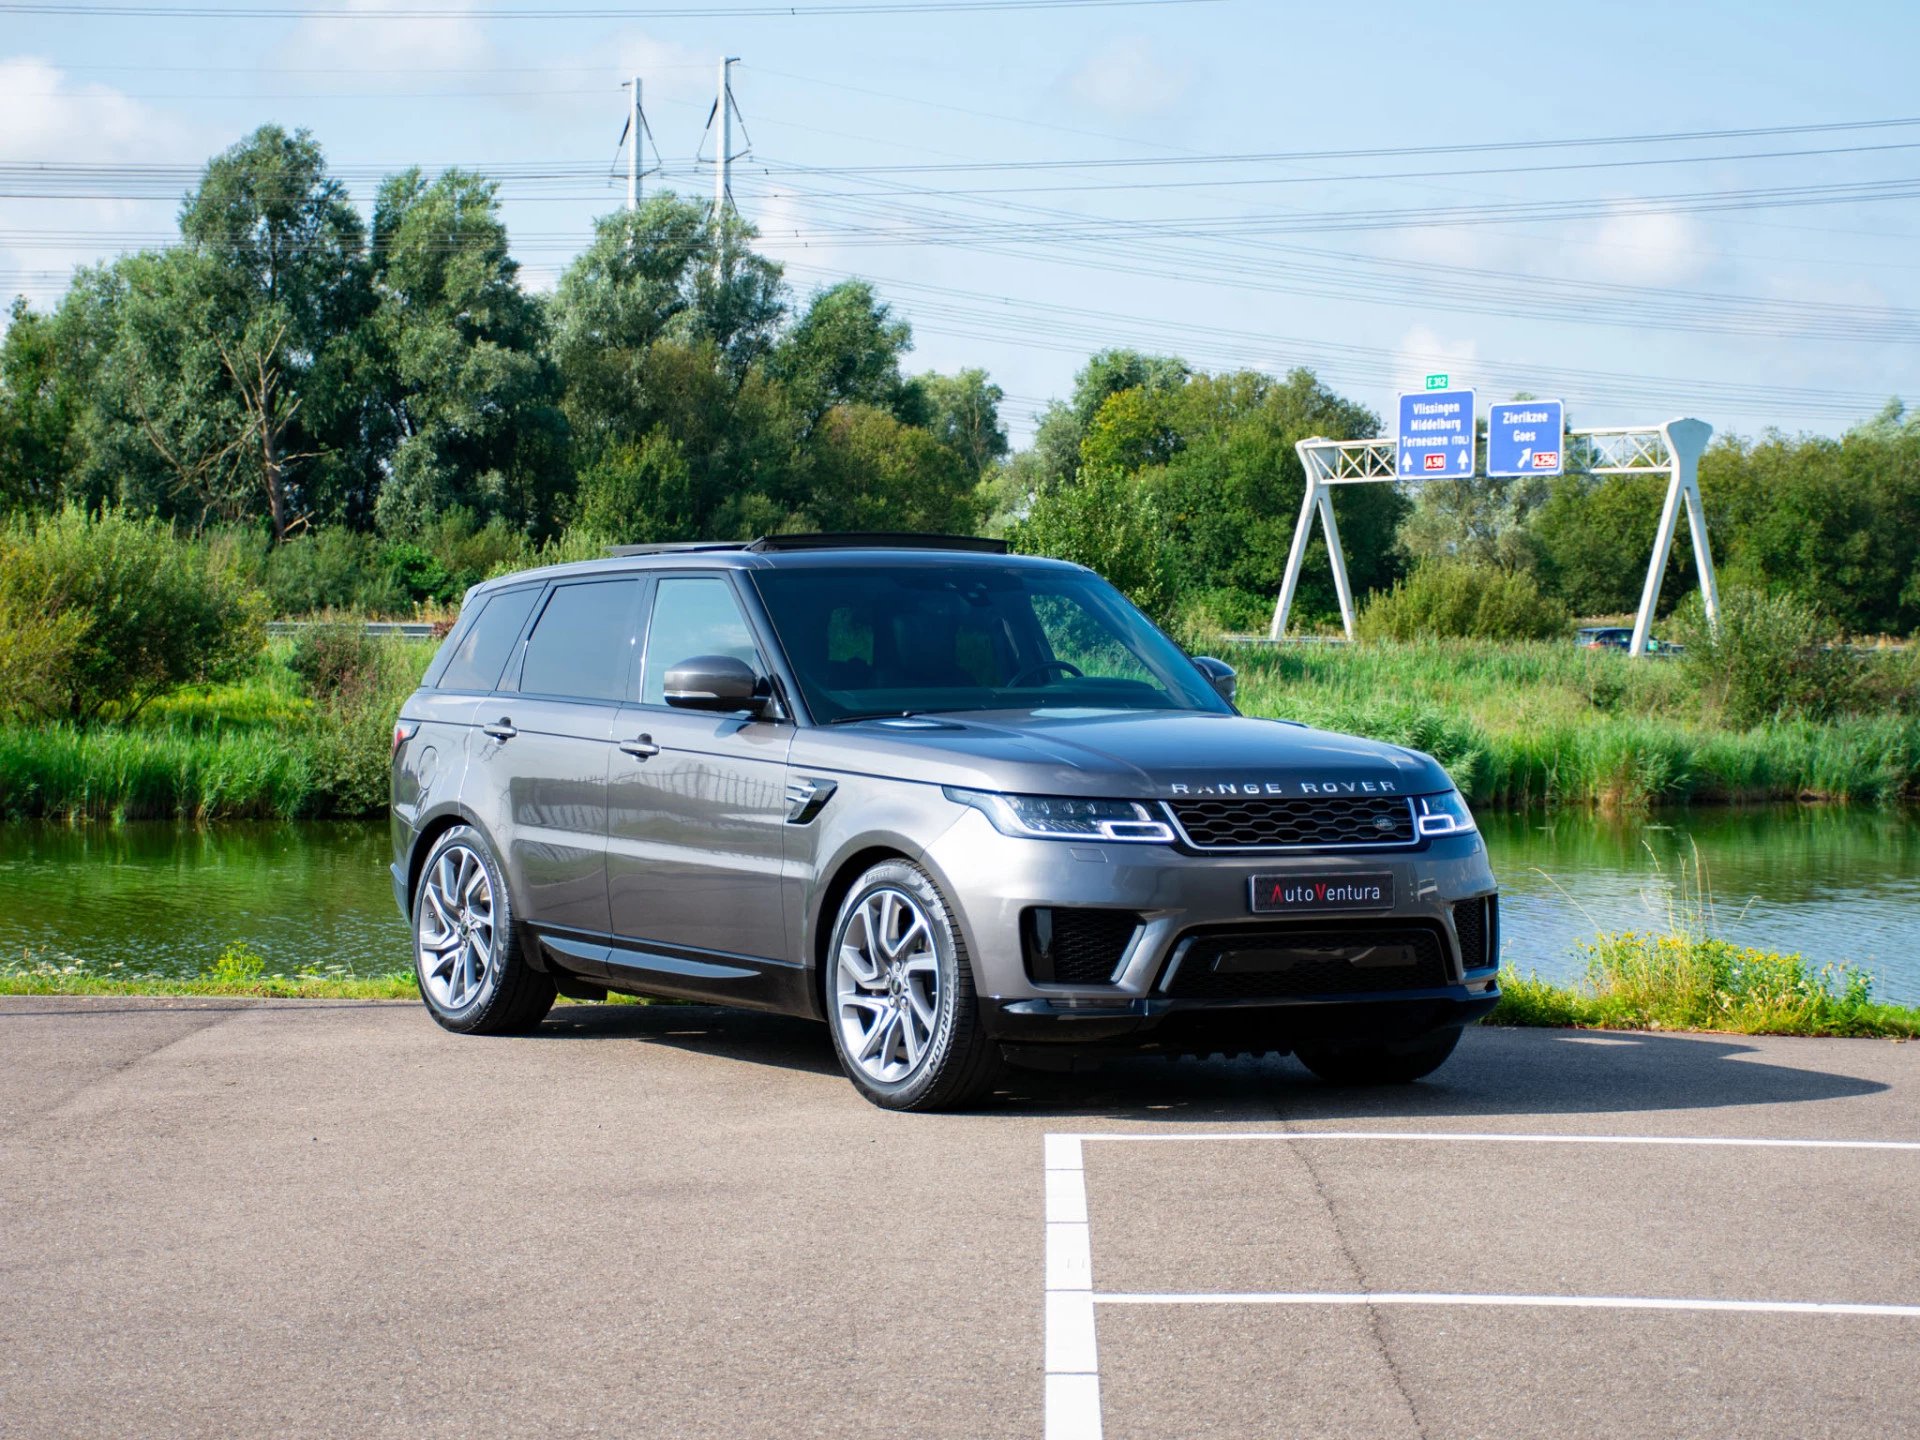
top-left (0, 972), bottom-right (417, 1000)
top-left (1486, 931), bottom-right (1920, 1038)
top-left (1228, 638), bottom-right (1920, 809)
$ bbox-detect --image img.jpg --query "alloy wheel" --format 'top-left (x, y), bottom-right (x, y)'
top-left (834, 887), bottom-right (942, 1084)
top-left (417, 843), bottom-right (496, 1011)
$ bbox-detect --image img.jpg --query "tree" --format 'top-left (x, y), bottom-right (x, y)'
top-left (912, 367), bottom-right (1008, 481)
top-left (1027, 348), bottom-right (1190, 491)
top-left (768, 280), bottom-right (917, 430)
top-left (366, 168), bottom-right (568, 537)
top-left (800, 403), bottom-right (979, 535)
top-left (0, 300), bottom-right (84, 515)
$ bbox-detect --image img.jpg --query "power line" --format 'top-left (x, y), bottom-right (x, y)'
top-left (0, 0), bottom-right (1218, 16)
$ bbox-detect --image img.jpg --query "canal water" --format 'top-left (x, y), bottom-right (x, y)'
top-left (4, 808), bottom-right (1919, 1004)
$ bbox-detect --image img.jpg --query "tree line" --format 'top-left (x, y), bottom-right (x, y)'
top-left (3, 124), bottom-right (1918, 636)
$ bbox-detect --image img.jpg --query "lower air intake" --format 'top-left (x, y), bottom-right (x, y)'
top-left (1021, 907), bottom-right (1141, 985)
top-left (1163, 925), bottom-right (1450, 1000)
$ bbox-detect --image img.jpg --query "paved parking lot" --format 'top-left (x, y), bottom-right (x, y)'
top-left (2, 997), bottom-right (1916, 1438)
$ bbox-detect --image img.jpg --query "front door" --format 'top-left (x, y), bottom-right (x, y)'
top-left (607, 573), bottom-right (793, 985)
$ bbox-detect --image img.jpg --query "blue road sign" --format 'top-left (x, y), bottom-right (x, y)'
top-left (1487, 399), bottom-right (1565, 478)
top-left (1397, 389), bottom-right (1476, 479)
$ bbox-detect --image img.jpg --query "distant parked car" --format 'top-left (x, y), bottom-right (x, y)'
top-left (1576, 626), bottom-right (1679, 655)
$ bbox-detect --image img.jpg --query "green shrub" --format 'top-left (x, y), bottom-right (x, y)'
top-left (260, 528), bottom-right (408, 616)
top-left (1672, 585), bottom-right (1858, 725)
top-left (1357, 559), bottom-right (1569, 642)
top-left (0, 506), bottom-right (267, 723)
top-left (288, 622), bottom-right (382, 699)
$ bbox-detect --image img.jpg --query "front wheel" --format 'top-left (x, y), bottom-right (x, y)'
top-left (412, 825), bottom-right (555, 1036)
top-left (826, 861), bottom-right (1001, 1111)
top-left (1295, 1028), bottom-right (1462, 1086)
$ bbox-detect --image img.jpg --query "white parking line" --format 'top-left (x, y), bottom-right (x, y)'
top-left (1043, 1129), bottom-right (1920, 1440)
top-left (1096, 1293), bottom-right (1920, 1318)
top-left (1063, 1129), bottom-right (1920, 1151)
top-left (1043, 1135), bottom-right (1103, 1440)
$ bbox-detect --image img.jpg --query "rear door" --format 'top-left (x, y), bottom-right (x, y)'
top-left (607, 573), bottom-right (794, 989)
top-left (463, 576), bottom-right (643, 970)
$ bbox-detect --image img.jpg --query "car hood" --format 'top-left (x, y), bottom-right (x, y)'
top-left (786, 708), bottom-right (1452, 800)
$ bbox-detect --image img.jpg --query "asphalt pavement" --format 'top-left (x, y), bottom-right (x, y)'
top-left (2, 997), bottom-right (1916, 1438)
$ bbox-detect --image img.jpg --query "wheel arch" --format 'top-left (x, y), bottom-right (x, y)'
top-left (405, 808), bottom-right (522, 935)
top-left (809, 843), bottom-right (914, 1015)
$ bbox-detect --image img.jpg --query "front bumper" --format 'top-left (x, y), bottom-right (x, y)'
top-left (919, 807), bottom-right (1499, 1049)
top-left (984, 989), bottom-right (1499, 1055)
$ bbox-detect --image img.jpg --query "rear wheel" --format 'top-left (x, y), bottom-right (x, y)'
top-left (1295, 1028), bottom-right (1461, 1086)
top-left (413, 825), bottom-right (555, 1036)
top-left (826, 860), bottom-right (1001, 1111)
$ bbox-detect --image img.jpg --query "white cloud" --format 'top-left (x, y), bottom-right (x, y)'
top-left (1392, 323), bottom-right (1479, 392)
top-left (1066, 36), bottom-right (1191, 119)
top-left (0, 56), bottom-right (208, 321)
top-left (1581, 205), bottom-right (1709, 286)
top-left (275, 0), bottom-right (494, 79)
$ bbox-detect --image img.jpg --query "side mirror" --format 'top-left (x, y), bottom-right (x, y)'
top-left (663, 655), bottom-right (767, 714)
top-left (1193, 656), bottom-right (1237, 704)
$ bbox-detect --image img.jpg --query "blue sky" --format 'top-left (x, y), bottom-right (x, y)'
top-left (4, 0), bottom-right (1917, 443)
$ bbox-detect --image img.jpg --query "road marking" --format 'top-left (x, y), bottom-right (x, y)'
top-left (1044, 1135), bottom-right (1103, 1440)
top-left (1095, 1292), bottom-right (1920, 1318)
top-left (1043, 1128), bottom-right (1920, 1439)
top-left (1061, 1130), bottom-right (1920, 1151)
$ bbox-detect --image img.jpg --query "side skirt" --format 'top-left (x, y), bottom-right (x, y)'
top-left (530, 923), bottom-right (813, 1017)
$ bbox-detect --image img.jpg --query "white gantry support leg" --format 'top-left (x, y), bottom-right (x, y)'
top-left (1669, 417), bottom-right (1719, 634)
top-left (1269, 445), bottom-right (1328, 641)
top-left (1319, 486), bottom-right (1357, 639)
top-left (1270, 436), bottom-right (1390, 641)
top-left (1627, 417), bottom-right (1715, 657)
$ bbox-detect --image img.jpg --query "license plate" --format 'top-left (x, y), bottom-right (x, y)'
top-left (1249, 873), bottom-right (1394, 913)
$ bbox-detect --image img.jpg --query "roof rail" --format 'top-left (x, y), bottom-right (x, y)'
top-left (605, 533), bottom-right (1010, 558)
top-left (744, 532), bottom-right (1009, 555)
top-left (603, 541), bottom-right (750, 557)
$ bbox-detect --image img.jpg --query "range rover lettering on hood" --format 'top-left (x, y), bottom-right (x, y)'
top-left (1169, 779), bottom-right (1401, 797)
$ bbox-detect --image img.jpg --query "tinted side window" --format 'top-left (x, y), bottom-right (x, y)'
top-left (642, 577), bottom-right (761, 706)
top-left (434, 586), bottom-right (540, 693)
top-left (518, 579), bottom-right (642, 702)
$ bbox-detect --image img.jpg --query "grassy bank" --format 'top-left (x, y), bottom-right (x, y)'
top-left (1486, 928), bottom-right (1920, 1038)
top-left (1228, 639), bottom-right (1920, 809)
top-left (3, 632), bottom-right (1919, 820)
top-left (0, 971), bottom-right (418, 1000)
top-left (0, 634), bottom-right (430, 821)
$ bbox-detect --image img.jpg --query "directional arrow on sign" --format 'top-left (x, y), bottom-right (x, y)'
top-left (1456, 447), bottom-right (1470, 472)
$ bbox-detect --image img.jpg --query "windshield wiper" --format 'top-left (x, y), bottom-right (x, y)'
top-left (826, 709), bottom-right (922, 725)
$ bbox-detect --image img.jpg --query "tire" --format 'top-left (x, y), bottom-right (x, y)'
top-left (824, 860), bottom-right (1002, 1112)
top-left (1295, 1027), bottom-right (1462, 1086)
top-left (411, 825), bottom-right (556, 1036)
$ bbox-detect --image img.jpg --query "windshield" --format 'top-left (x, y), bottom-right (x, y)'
top-left (750, 563), bottom-right (1231, 723)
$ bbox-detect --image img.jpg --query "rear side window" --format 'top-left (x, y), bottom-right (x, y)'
top-left (517, 579), bottom-right (642, 702)
top-left (433, 587), bottom-right (539, 693)
top-left (641, 577), bottom-right (761, 706)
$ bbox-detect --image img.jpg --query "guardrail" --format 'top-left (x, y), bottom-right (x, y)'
top-left (266, 621), bottom-right (440, 639)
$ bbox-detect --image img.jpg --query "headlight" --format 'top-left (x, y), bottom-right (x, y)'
top-left (943, 788), bottom-right (1175, 843)
top-left (1415, 790), bottom-right (1477, 837)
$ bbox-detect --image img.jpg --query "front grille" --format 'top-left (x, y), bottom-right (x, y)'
top-left (1453, 894), bottom-right (1498, 971)
top-left (1169, 795), bottom-right (1415, 849)
top-left (1163, 924), bottom-right (1449, 1000)
top-left (1021, 907), bottom-right (1141, 985)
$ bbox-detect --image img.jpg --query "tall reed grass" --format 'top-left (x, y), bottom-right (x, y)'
top-left (1229, 639), bottom-right (1920, 809)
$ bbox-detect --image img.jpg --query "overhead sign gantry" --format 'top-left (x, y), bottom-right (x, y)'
top-left (1269, 400), bottom-right (1720, 658)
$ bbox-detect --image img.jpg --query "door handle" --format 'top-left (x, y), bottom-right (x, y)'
top-left (481, 718), bottom-right (517, 740)
top-left (619, 734), bottom-right (661, 759)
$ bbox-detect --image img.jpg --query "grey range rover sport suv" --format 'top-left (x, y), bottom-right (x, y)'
top-left (390, 534), bottom-right (1500, 1110)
